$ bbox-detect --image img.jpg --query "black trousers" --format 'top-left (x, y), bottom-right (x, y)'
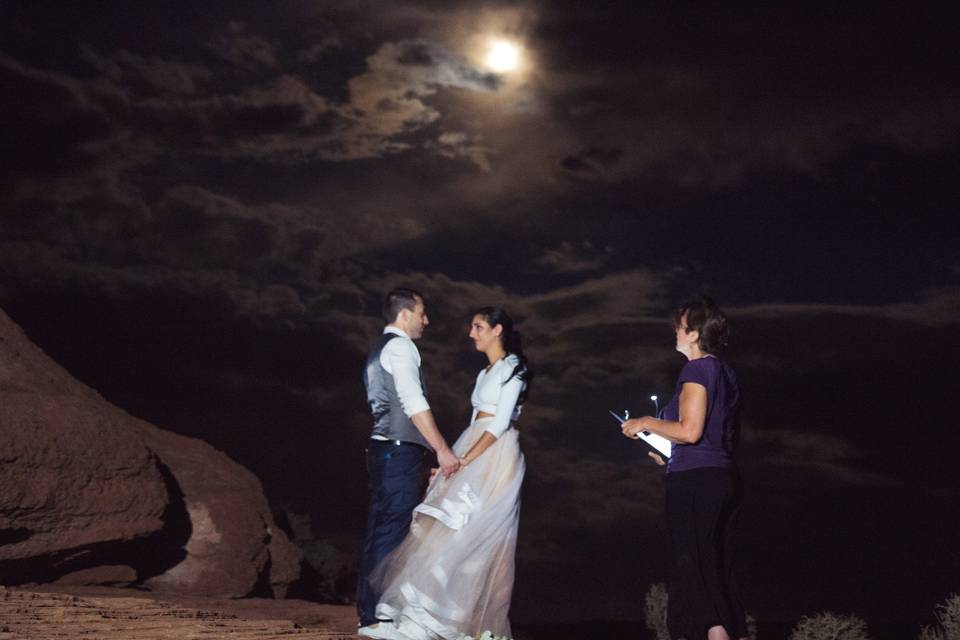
top-left (356, 441), bottom-right (426, 626)
top-left (665, 467), bottom-right (747, 640)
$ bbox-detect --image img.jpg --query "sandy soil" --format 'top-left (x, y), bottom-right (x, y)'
top-left (0, 585), bottom-right (359, 639)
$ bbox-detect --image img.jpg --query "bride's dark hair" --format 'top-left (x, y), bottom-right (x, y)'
top-left (474, 306), bottom-right (533, 405)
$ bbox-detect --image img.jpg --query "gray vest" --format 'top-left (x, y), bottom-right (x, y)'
top-left (364, 333), bottom-right (431, 449)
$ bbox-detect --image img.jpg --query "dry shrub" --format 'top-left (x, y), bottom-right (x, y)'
top-left (919, 594), bottom-right (960, 640)
top-left (918, 626), bottom-right (944, 640)
top-left (644, 583), bottom-right (669, 640)
top-left (789, 612), bottom-right (870, 640)
top-left (643, 582), bottom-right (757, 640)
top-left (938, 595), bottom-right (960, 640)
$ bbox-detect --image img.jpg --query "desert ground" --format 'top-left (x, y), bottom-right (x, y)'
top-left (0, 585), bottom-right (359, 639)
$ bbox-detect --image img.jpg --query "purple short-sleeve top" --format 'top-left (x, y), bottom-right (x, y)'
top-left (661, 356), bottom-right (740, 473)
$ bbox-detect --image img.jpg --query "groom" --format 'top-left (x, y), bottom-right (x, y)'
top-left (356, 287), bottom-right (460, 627)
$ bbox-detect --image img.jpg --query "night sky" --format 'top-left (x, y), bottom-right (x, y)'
top-left (2, 1), bottom-right (958, 630)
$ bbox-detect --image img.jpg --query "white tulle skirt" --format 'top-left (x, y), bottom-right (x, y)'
top-left (360, 417), bottom-right (525, 640)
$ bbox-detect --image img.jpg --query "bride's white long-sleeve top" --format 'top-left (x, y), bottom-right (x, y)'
top-left (470, 354), bottom-right (525, 438)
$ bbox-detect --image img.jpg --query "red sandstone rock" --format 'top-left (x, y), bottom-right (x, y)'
top-left (0, 307), bottom-right (302, 596)
top-left (0, 310), bottom-right (168, 568)
top-left (53, 564), bottom-right (138, 586)
top-left (139, 427), bottom-right (302, 597)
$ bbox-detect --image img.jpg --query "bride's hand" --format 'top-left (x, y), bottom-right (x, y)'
top-left (437, 447), bottom-right (461, 478)
top-left (458, 457), bottom-right (469, 467)
top-left (429, 467), bottom-right (440, 481)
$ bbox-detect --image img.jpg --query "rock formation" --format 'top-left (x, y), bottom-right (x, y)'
top-left (0, 307), bottom-right (302, 597)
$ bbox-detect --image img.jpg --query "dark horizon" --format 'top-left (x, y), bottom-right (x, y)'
top-left (2, 1), bottom-right (958, 632)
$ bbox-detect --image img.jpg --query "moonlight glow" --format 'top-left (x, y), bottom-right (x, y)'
top-left (486, 40), bottom-right (520, 72)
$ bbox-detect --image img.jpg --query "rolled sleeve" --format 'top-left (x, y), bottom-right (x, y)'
top-left (483, 374), bottom-right (524, 439)
top-left (381, 338), bottom-right (430, 417)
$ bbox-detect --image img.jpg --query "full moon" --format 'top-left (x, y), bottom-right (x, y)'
top-left (486, 40), bottom-right (520, 72)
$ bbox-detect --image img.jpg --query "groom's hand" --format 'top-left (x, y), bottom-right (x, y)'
top-left (410, 411), bottom-right (460, 478)
top-left (437, 447), bottom-right (461, 478)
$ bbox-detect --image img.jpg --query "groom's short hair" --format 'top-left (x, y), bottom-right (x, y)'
top-left (383, 288), bottom-right (424, 323)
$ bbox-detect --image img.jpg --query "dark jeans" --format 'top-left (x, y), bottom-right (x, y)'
top-left (356, 441), bottom-right (426, 626)
top-left (665, 466), bottom-right (747, 640)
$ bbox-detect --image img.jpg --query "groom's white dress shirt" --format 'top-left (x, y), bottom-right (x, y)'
top-left (379, 326), bottom-right (430, 417)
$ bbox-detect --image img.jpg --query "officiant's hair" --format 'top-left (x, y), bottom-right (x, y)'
top-left (672, 295), bottom-right (730, 354)
top-left (474, 306), bottom-right (533, 404)
top-left (383, 288), bottom-right (424, 323)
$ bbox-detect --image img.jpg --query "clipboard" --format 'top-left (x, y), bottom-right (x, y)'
top-left (609, 410), bottom-right (672, 460)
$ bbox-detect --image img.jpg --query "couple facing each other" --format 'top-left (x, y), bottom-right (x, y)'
top-left (357, 288), bottom-right (531, 640)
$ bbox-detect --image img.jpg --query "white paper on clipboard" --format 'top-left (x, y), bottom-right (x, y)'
top-left (609, 410), bottom-right (672, 459)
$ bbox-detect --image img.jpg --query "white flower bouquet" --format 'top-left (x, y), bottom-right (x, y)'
top-left (458, 632), bottom-right (512, 640)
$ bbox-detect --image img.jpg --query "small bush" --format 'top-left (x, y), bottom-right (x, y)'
top-left (918, 626), bottom-right (944, 640)
top-left (642, 582), bottom-right (757, 640)
top-left (746, 612), bottom-right (758, 640)
top-left (919, 594), bottom-right (960, 640)
top-left (938, 595), bottom-right (960, 640)
top-left (644, 583), bottom-right (669, 640)
top-left (283, 510), bottom-right (353, 602)
top-left (789, 612), bottom-right (870, 640)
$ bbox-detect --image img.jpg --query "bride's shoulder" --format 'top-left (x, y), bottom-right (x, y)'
top-left (478, 355), bottom-right (521, 380)
top-left (501, 354), bottom-right (524, 377)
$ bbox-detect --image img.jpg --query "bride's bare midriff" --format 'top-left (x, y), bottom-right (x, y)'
top-left (476, 411), bottom-right (495, 419)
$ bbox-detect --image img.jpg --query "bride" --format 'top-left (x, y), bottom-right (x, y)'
top-left (360, 307), bottom-right (531, 640)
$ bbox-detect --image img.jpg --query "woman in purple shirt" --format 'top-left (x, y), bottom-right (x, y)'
top-left (623, 296), bottom-right (748, 640)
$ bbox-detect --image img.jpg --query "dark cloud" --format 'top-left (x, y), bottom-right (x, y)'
top-left (205, 21), bottom-right (278, 70)
top-left (559, 154), bottom-right (590, 173)
top-left (428, 131), bottom-right (494, 172)
top-left (297, 35), bottom-right (343, 63)
top-left (560, 146), bottom-right (624, 177)
top-left (0, 54), bottom-right (111, 184)
top-left (396, 42), bottom-right (435, 66)
top-left (81, 46), bottom-right (213, 95)
top-left (529, 241), bottom-right (610, 275)
top-left (532, 4), bottom-right (960, 190)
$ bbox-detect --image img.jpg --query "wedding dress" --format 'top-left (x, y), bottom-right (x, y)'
top-left (360, 359), bottom-right (526, 640)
